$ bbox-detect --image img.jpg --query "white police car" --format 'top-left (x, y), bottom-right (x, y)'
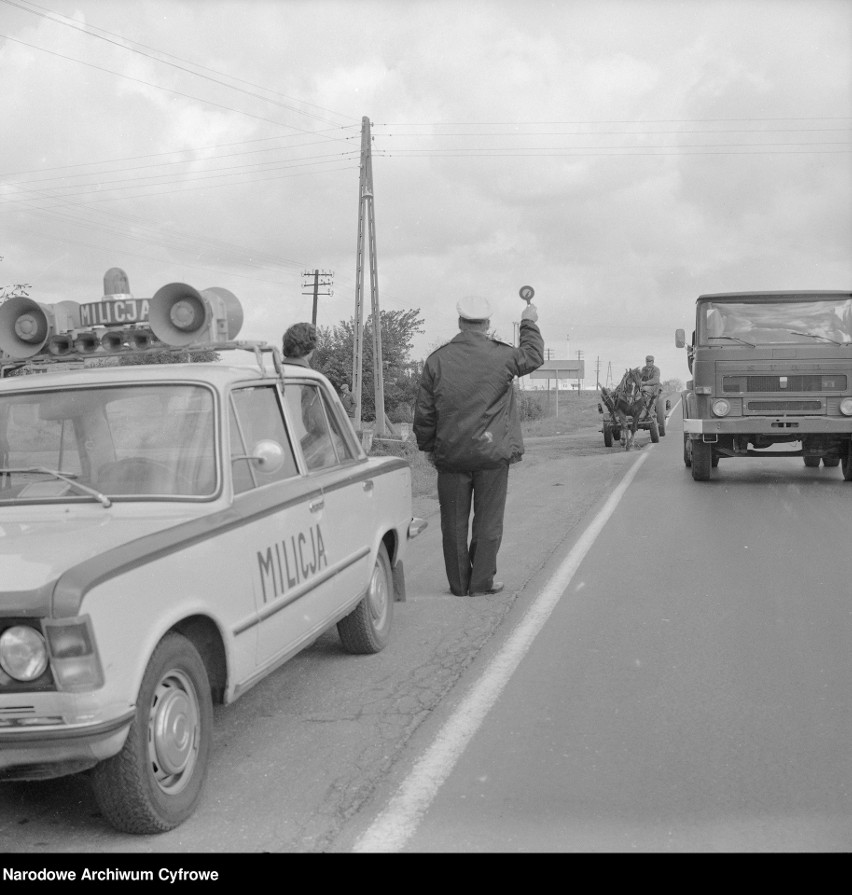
top-left (0, 273), bottom-right (425, 833)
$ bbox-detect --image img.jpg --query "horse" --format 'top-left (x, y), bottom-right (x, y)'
top-left (600, 367), bottom-right (647, 450)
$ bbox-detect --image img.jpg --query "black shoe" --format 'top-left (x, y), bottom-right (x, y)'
top-left (468, 581), bottom-right (504, 596)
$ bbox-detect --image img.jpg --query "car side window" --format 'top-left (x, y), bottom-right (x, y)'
top-left (229, 386), bottom-right (298, 494)
top-left (284, 383), bottom-right (352, 470)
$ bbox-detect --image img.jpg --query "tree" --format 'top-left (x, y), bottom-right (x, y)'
top-left (312, 308), bottom-right (424, 421)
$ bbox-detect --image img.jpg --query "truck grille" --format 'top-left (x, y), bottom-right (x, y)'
top-left (723, 374), bottom-right (846, 392)
top-left (746, 400), bottom-right (823, 413)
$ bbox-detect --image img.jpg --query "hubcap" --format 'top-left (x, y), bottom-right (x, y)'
top-left (367, 562), bottom-right (389, 628)
top-left (148, 670), bottom-right (200, 794)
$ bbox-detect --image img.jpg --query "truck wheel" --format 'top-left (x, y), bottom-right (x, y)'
top-left (338, 542), bottom-right (393, 654)
top-left (823, 457), bottom-right (840, 467)
top-left (683, 434), bottom-right (692, 467)
top-left (603, 423), bottom-right (613, 447)
top-left (91, 633), bottom-right (212, 834)
top-left (804, 456), bottom-right (821, 468)
top-left (655, 397), bottom-right (667, 436)
top-left (649, 420), bottom-right (660, 443)
top-left (843, 453), bottom-right (852, 481)
top-left (691, 440), bottom-right (712, 481)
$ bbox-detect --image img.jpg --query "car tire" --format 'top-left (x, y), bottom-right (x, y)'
top-left (603, 423), bottom-right (613, 447)
top-left (822, 457), bottom-right (840, 467)
top-left (649, 420), bottom-right (660, 443)
top-left (691, 440), bottom-right (712, 481)
top-left (804, 456), bottom-right (821, 468)
top-left (683, 434), bottom-right (692, 467)
top-left (338, 542), bottom-right (393, 654)
top-left (90, 633), bottom-right (212, 834)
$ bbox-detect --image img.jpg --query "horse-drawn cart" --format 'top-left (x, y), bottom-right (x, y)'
top-left (597, 369), bottom-right (669, 449)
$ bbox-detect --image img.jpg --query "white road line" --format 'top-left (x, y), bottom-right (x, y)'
top-left (352, 450), bottom-right (650, 852)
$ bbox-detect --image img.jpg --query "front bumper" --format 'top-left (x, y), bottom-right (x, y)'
top-left (0, 709), bottom-right (134, 780)
top-left (683, 416), bottom-right (852, 436)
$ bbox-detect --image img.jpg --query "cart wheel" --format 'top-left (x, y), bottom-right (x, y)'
top-left (655, 396), bottom-right (667, 436)
top-left (649, 420), bottom-right (660, 443)
top-left (603, 423), bottom-right (613, 447)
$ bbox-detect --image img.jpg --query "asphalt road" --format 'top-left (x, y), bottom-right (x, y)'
top-left (3, 410), bottom-right (849, 855)
top-left (0, 418), bottom-right (635, 854)
top-left (335, 413), bottom-right (852, 852)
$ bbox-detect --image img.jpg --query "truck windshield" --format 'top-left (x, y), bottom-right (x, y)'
top-left (699, 298), bottom-right (852, 346)
top-left (0, 384), bottom-right (216, 502)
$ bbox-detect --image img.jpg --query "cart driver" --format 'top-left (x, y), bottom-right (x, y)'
top-left (639, 355), bottom-right (661, 397)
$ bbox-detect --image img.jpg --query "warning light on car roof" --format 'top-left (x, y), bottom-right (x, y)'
top-left (0, 270), bottom-right (243, 362)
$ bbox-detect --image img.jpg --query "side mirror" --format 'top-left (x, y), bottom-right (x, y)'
top-left (250, 439), bottom-right (286, 474)
top-left (675, 328), bottom-right (686, 348)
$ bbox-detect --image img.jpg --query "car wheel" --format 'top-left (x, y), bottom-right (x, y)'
top-left (691, 440), bottom-right (712, 481)
top-left (91, 633), bottom-right (212, 834)
top-left (804, 456), bottom-right (821, 468)
top-left (683, 434), bottom-right (692, 467)
top-left (338, 542), bottom-right (393, 654)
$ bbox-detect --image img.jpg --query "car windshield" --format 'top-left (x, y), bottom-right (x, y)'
top-left (699, 298), bottom-right (852, 346)
top-left (0, 383), bottom-right (216, 503)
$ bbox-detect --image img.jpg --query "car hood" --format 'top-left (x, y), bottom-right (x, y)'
top-left (0, 507), bottom-right (206, 616)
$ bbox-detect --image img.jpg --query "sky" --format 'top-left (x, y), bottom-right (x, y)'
top-left (1, 0), bottom-right (850, 390)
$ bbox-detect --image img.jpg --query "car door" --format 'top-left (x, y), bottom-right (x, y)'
top-left (229, 383), bottom-right (334, 675)
top-left (281, 380), bottom-right (375, 618)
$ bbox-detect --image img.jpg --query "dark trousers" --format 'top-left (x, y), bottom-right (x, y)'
top-left (436, 464), bottom-right (509, 595)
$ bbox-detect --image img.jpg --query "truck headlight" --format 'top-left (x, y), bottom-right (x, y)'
top-left (712, 399), bottom-right (731, 417)
top-left (0, 625), bottom-right (49, 681)
top-left (840, 398), bottom-right (852, 416)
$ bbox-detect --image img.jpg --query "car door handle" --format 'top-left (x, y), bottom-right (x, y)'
top-left (309, 498), bottom-right (324, 513)
top-left (363, 480), bottom-right (374, 492)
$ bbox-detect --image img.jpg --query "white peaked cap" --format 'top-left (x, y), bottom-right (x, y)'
top-left (456, 296), bottom-right (493, 321)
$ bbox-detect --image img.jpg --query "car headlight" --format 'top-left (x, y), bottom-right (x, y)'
top-left (840, 397), bottom-right (852, 416)
top-left (0, 625), bottom-right (49, 681)
top-left (712, 399), bottom-right (731, 417)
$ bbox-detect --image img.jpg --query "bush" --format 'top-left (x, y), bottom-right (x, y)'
top-left (518, 389), bottom-right (546, 421)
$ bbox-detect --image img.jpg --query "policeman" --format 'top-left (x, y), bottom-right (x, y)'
top-left (413, 295), bottom-right (544, 597)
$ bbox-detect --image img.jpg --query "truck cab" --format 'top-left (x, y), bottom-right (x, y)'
top-left (677, 290), bottom-right (852, 481)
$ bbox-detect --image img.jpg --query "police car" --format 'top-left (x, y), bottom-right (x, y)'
top-left (0, 272), bottom-right (426, 833)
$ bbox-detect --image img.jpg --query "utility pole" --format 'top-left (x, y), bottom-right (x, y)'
top-left (576, 350), bottom-right (584, 391)
top-left (352, 116), bottom-right (386, 436)
top-left (301, 269), bottom-right (334, 326)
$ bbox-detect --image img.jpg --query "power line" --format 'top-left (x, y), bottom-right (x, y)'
top-left (1, 0), bottom-right (358, 128)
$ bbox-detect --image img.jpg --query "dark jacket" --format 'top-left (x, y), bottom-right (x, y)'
top-left (413, 320), bottom-right (544, 471)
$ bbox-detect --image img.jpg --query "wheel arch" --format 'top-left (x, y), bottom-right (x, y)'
top-left (169, 615), bottom-right (228, 705)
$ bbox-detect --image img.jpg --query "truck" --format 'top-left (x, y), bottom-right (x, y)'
top-left (677, 290), bottom-right (852, 481)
